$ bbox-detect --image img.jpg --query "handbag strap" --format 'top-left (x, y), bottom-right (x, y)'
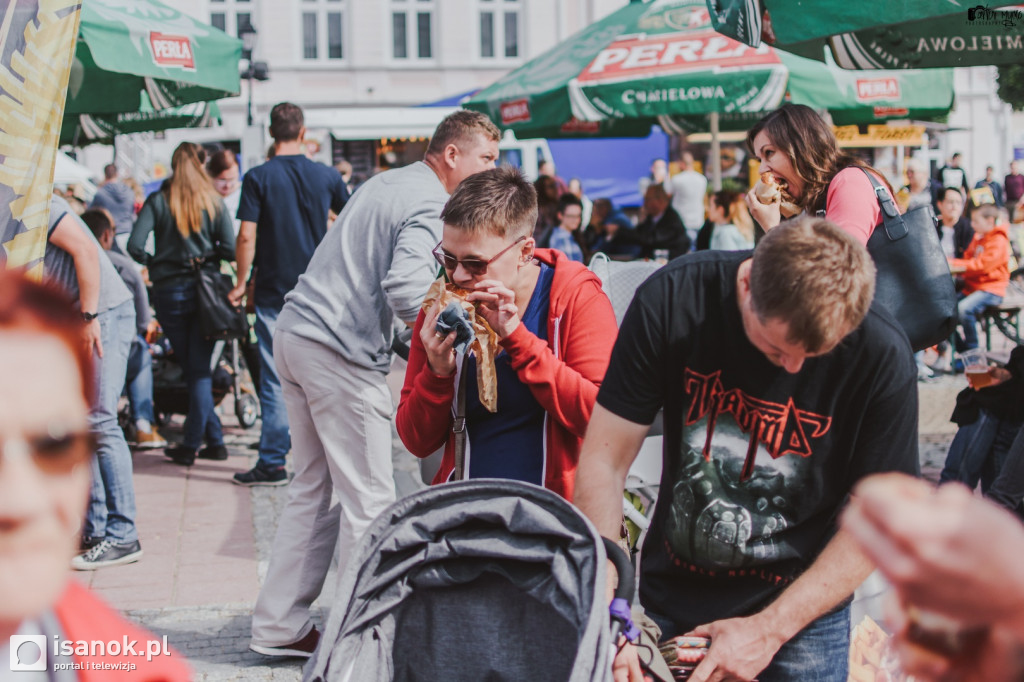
top-left (452, 363), bottom-right (469, 481)
top-left (818, 167), bottom-right (908, 242)
top-left (857, 167), bottom-right (908, 241)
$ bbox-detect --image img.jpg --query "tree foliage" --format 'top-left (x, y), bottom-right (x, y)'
top-left (997, 65), bottom-right (1024, 111)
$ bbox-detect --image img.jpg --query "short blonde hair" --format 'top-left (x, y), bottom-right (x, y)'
top-left (427, 111), bottom-right (501, 157)
top-left (749, 217), bottom-right (875, 353)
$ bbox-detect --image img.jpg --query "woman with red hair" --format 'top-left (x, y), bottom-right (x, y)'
top-left (0, 270), bottom-right (190, 681)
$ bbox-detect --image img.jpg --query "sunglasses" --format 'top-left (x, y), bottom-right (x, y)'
top-left (432, 236), bottom-right (527, 276)
top-left (1, 426), bottom-right (95, 476)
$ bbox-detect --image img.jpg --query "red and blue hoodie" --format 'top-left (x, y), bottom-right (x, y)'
top-left (396, 248), bottom-right (617, 500)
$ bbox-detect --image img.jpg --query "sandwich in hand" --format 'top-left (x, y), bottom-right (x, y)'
top-left (753, 171), bottom-right (801, 218)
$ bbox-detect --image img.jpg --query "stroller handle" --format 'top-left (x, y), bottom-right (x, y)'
top-left (602, 537), bottom-right (640, 644)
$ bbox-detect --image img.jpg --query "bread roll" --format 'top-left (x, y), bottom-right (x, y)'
top-left (753, 171), bottom-right (781, 205)
top-left (779, 194), bottom-right (801, 218)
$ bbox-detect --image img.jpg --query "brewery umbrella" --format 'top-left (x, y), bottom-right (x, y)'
top-left (707, 0), bottom-right (1024, 69)
top-left (64, 0), bottom-right (241, 116)
top-left (463, 0), bottom-right (953, 187)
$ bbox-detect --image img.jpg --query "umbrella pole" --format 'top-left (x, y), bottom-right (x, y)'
top-left (710, 111), bottom-right (722, 191)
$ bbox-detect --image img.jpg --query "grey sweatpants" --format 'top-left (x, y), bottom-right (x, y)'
top-left (251, 329), bottom-right (396, 647)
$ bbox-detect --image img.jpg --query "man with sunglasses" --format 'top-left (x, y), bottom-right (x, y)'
top-left (397, 167), bottom-right (615, 499)
top-left (246, 110), bottom-right (501, 660)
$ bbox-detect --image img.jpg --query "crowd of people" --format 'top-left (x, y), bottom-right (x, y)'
top-left (8, 101), bottom-right (1024, 681)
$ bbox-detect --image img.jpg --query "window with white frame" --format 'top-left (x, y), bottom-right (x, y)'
top-left (391, 0), bottom-right (435, 61)
top-left (210, 0), bottom-right (254, 40)
top-left (479, 0), bottom-right (519, 59)
top-left (301, 0), bottom-right (345, 61)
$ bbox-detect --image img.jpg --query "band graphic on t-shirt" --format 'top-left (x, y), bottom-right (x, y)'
top-left (663, 369), bottom-right (833, 572)
top-left (684, 368), bottom-right (831, 476)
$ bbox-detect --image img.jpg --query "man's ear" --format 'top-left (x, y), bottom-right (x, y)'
top-left (444, 143), bottom-right (460, 169)
top-left (520, 237), bottom-right (535, 263)
top-left (737, 263), bottom-right (753, 297)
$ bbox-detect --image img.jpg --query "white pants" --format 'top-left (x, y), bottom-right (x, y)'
top-left (251, 330), bottom-right (396, 646)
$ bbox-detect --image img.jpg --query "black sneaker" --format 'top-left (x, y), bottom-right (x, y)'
top-left (165, 445), bottom-right (197, 466)
top-left (71, 539), bottom-right (143, 570)
top-left (198, 444), bottom-right (229, 461)
top-left (79, 535), bottom-right (102, 554)
top-left (249, 627), bottom-right (320, 659)
top-left (232, 464), bottom-right (289, 486)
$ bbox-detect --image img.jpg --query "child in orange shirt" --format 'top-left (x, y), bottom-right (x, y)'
top-left (949, 204), bottom-right (1011, 352)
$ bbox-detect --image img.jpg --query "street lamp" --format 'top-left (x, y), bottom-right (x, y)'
top-left (238, 24), bottom-right (258, 126)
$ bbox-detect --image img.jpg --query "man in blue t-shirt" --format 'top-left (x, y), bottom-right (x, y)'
top-left (229, 102), bottom-right (350, 486)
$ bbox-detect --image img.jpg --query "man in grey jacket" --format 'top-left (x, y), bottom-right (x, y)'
top-left (247, 110), bottom-right (501, 658)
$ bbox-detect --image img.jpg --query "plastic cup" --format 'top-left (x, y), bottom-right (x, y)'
top-left (960, 349), bottom-right (991, 388)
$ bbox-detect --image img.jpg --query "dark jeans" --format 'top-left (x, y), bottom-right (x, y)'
top-left (151, 281), bottom-right (223, 451)
top-left (939, 409), bottom-right (1021, 492)
top-left (956, 290), bottom-right (1003, 351)
top-left (987, 423), bottom-right (1024, 515)
top-left (648, 604), bottom-right (850, 682)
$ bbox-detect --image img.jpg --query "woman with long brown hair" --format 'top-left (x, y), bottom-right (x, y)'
top-left (128, 142), bottom-right (235, 466)
top-left (745, 104), bottom-right (895, 246)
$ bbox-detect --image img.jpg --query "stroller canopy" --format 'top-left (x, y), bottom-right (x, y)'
top-left (304, 480), bottom-right (615, 682)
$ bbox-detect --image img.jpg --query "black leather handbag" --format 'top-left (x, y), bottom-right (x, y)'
top-left (176, 224), bottom-right (246, 341)
top-left (191, 260), bottom-right (247, 341)
top-left (831, 168), bottom-right (957, 352)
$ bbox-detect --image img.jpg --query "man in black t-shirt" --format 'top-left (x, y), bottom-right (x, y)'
top-left (575, 218), bottom-right (919, 682)
top-left (229, 102), bottom-right (350, 486)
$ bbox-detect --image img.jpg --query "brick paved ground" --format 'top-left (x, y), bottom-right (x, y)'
top-left (78, 357), bottom-right (979, 680)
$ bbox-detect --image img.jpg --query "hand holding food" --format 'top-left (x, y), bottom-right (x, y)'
top-left (420, 278), bottom-right (501, 411)
top-left (753, 171), bottom-right (782, 206)
top-left (753, 171), bottom-right (801, 218)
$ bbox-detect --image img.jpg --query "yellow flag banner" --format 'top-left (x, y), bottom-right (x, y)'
top-left (0, 1), bottom-right (81, 277)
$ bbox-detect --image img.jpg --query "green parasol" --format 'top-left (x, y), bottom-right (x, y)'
top-left (64, 0), bottom-right (241, 115)
top-left (708, 0), bottom-right (1024, 69)
top-left (463, 0), bottom-right (954, 140)
top-left (60, 96), bottom-right (222, 146)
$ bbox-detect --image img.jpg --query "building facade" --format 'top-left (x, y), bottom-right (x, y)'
top-left (85, 0), bottom-right (626, 179)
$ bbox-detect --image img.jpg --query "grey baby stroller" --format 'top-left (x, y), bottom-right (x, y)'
top-left (304, 479), bottom-right (638, 682)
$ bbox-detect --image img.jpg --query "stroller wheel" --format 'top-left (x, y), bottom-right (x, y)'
top-left (235, 393), bottom-right (259, 429)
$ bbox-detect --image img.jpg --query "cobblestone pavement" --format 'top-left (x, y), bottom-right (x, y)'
top-left (85, 360), bottom-right (971, 680)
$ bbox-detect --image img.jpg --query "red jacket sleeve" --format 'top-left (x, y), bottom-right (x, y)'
top-left (396, 309), bottom-right (456, 458)
top-left (500, 276), bottom-right (616, 439)
top-left (55, 581), bottom-right (192, 682)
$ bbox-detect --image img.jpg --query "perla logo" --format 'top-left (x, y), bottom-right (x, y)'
top-left (500, 99), bottom-right (531, 125)
top-left (149, 32), bottom-right (195, 69)
top-left (855, 78), bottom-right (900, 102)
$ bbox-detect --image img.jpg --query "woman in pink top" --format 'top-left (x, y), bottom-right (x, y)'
top-left (744, 104), bottom-right (896, 247)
